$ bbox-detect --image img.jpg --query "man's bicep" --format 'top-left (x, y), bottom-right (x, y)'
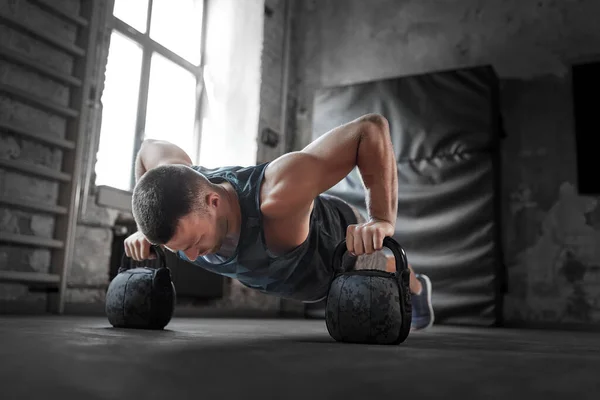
top-left (263, 114), bottom-right (386, 215)
top-left (262, 152), bottom-right (350, 216)
top-left (296, 114), bottom-right (387, 193)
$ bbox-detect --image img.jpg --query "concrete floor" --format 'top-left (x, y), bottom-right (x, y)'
top-left (1, 316), bottom-right (599, 400)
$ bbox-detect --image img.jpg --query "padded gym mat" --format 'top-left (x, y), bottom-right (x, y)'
top-left (312, 65), bottom-right (505, 326)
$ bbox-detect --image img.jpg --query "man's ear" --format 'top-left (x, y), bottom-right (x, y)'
top-left (205, 192), bottom-right (220, 208)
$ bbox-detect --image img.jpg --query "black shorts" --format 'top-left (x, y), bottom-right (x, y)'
top-left (318, 194), bottom-right (362, 273)
top-left (319, 193), bottom-right (359, 228)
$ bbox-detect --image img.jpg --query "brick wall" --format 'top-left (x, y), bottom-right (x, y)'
top-left (0, 0), bottom-right (117, 307)
top-left (0, 0), bottom-right (77, 304)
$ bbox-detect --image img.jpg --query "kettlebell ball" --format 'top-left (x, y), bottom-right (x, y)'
top-left (105, 246), bottom-right (176, 330)
top-left (325, 236), bottom-right (412, 345)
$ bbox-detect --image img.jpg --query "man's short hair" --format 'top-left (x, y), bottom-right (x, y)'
top-left (132, 164), bottom-right (207, 244)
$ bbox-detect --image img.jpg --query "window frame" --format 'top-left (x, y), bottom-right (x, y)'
top-left (107, 0), bottom-right (207, 190)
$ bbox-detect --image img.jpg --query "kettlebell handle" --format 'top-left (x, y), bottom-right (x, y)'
top-left (153, 245), bottom-right (167, 267)
top-left (119, 245), bottom-right (167, 273)
top-left (332, 236), bottom-right (409, 280)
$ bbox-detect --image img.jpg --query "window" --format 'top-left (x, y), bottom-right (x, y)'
top-left (572, 61), bottom-right (600, 195)
top-left (95, 0), bottom-right (205, 191)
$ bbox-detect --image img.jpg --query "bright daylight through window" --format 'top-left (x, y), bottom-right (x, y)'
top-left (95, 0), bottom-right (203, 191)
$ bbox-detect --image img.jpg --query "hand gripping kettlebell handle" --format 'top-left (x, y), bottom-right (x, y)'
top-left (119, 245), bottom-right (167, 273)
top-left (332, 237), bottom-right (409, 279)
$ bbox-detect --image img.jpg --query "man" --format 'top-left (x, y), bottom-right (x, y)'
top-left (125, 113), bottom-right (434, 330)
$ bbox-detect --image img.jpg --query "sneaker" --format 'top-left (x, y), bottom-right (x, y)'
top-left (411, 274), bottom-right (434, 330)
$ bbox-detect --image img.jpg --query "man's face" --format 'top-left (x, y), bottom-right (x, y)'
top-left (164, 210), bottom-right (228, 261)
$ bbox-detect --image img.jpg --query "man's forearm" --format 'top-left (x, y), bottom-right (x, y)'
top-left (357, 116), bottom-right (398, 226)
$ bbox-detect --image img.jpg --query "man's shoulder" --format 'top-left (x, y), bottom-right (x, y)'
top-left (190, 163), bottom-right (268, 179)
top-left (190, 164), bottom-right (243, 176)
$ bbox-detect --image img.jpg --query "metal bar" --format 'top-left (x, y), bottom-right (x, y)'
top-left (146, 0), bottom-right (154, 34)
top-left (129, 52), bottom-right (151, 189)
top-left (79, 104), bottom-right (97, 217)
top-left (0, 121), bottom-right (75, 150)
top-left (0, 195), bottom-right (68, 215)
top-left (0, 84), bottom-right (79, 118)
top-left (129, 5), bottom-right (154, 190)
top-left (29, 0), bottom-right (89, 28)
top-left (0, 12), bottom-right (86, 57)
top-left (192, 0), bottom-right (208, 163)
top-left (113, 17), bottom-right (200, 75)
top-left (0, 158), bottom-right (72, 182)
top-left (0, 270), bottom-right (60, 286)
top-left (0, 46), bottom-right (82, 87)
top-left (0, 232), bottom-right (64, 249)
top-left (80, 0), bottom-right (115, 218)
top-left (192, 76), bottom-right (205, 163)
top-left (198, 0), bottom-right (207, 70)
top-left (49, 0), bottom-right (101, 314)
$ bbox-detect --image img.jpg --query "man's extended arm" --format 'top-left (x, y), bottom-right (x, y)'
top-left (263, 113), bottom-right (397, 224)
top-left (134, 139), bottom-right (193, 182)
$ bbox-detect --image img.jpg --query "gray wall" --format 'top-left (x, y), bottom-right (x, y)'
top-left (289, 0), bottom-right (600, 326)
top-left (257, 0), bottom-right (294, 163)
top-left (255, 0), bottom-right (306, 315)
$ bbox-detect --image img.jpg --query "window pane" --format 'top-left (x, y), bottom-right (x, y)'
top-left (95, 32), bottom-right (143, 191)
top-left (113, 0), bottom-right (148, 33)
top-left (150, 0), bottom-right (203, 65)
top-left (144, 53), bottom-right (198, 161)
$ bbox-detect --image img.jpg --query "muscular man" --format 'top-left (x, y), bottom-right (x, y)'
top-left (124, 114), bottom-right (434, 330)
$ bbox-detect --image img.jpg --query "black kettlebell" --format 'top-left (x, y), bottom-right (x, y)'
top-left (105, 246), bottom-right (176, 330)
top-left (325, 236), bottom-right (412, 345)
